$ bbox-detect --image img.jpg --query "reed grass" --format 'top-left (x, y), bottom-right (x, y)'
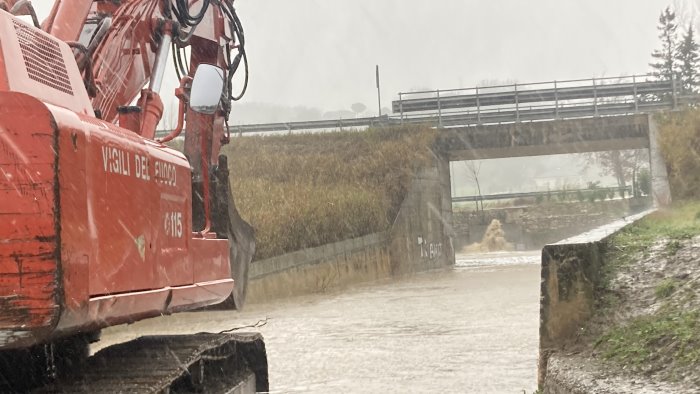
top-left (222, 125), bottom-right (437, 259)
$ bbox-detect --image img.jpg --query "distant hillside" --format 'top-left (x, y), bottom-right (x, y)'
top-left (222, 125), bottom-right (437, 260)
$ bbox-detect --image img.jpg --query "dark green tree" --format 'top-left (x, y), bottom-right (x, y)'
top-left (677, 25), bottom-right (700, 93)
top-left (637, 168), bottom-right (652, 196)
top-left (650, 7), bottom-right (679, 82)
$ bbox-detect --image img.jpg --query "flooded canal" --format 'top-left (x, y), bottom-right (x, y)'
top-left (97, 251), bottom-right (541, 393)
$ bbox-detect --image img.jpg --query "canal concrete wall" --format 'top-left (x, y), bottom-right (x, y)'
top-left (247, 150), bottom-right (455, 303)
top-left (247, 232), bottom-right (390, 303)
top-left (537, 211), bottom-right (652, 390)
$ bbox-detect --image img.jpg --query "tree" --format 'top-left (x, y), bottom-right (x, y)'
top-left (350, 103), bottom-right (367, 117)
top-left (677, 25), bottom-right (700, 93)
top-left (637, 168), bottom-right (652, 196)
top-left (464, 161), bottom-right (484, 213)
top-left (650, 7), bottom-right (679, 82)
top-left (584, 150), bottom-right (649, 191)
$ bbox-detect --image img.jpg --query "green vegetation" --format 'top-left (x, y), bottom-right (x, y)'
top-left (222, 125), bottom-right (437, 260)
top-left (656, 109), bottom-right (700, 199)
top-left (594, 202), bottom-right (700, 375)
top-left (589, 84), bottom-right (700, 379)
top-left (655, 278), bottom-right (678, 299)
top-left (602, 202), bottom-right (700, 280)
top-left (637, 168), bottom-right (651, 196)
top-left (596, 308), bottom-right (700, 368)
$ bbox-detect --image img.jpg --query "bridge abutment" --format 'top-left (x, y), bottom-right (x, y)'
top-left (648, 115), bottom-right (672, 207)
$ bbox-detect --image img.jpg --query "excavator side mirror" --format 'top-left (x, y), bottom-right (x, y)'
top-left (190, 64), bottom-right (225, 115)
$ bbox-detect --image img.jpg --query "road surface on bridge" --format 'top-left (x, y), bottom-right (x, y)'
top-left (97, 252), bottom-right (541, 393)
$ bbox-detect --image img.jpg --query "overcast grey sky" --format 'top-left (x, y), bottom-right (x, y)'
top-left (34, 1), bottom-right (687, 119)
top-left (234, 0), bottom-right (670, 111)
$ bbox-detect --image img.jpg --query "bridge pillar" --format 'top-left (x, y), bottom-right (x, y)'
top-left (388, 150), bottom-right (455, 274)
top-left (648, 115), bottom-right (672, 207)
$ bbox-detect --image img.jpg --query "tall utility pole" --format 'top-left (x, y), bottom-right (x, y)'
top-left (376, 65), bottom-right (382, 117)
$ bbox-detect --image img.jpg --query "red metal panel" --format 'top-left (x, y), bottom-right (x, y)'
top-left (145, 140), bottom-right (193, 288)
top-left (51, 108), bottom-right (196, 297)
top-left (167, 279), bottom-right (234, 313)
top-left (84, 118), bottom-right (157, 295)
top-left (55, 113), bottom-right (90, 328)
top-left (87, 288), bottom-right (168, 327)
top-left (192, 238), bottom-right (231, 284)
top-left (0, 92), bottom-right (60, 349)
top-left (52, 105), bottom-right (232, 338)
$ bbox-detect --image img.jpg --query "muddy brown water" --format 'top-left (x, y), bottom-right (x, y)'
top-left (96, 251), bottom-right (541, 393)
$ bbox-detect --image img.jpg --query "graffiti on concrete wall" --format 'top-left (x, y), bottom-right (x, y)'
top-left (417, 236), bottom-right (443, 260)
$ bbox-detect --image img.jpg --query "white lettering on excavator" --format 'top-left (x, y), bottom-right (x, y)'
top-left (164, 211), bottom-right (183, 238)
top-left (101, 146), bottom-right (131, 176)
top-left (100, 145), bottom-right (177, 186)
top-left (134, 154), bottom-right (151, 181)
top-left (154, 161), bottom-right (177, 187)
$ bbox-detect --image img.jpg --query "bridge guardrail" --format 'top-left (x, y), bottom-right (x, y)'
top-left (153, 76), bottom-right (699, 137)
top-left (452, 186), bottom-right (634, 203)
top-left (393, 75), bottom-right (684, 127)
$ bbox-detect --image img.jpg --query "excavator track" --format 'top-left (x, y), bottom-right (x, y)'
top-left (38, 333), bottom-right (268, 394)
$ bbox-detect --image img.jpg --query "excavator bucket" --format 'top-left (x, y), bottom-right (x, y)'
top-left (213, 154), bottom-right (256, 310)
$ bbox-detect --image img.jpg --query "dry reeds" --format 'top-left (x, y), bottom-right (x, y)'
top-left (222, 125), bottom-right (437, 259)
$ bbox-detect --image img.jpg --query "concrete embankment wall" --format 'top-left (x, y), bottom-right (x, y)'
top-left (247, 233), bottom-right (390, 303)
top-left (247, 151), bottom-right (455, 304)
top-left (538, 211), bottom-right (651, 391)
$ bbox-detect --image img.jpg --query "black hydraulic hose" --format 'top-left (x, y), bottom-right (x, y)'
top-left (230, 50), bottom-right (248, 101)
top-left (172, 42), bottom-right (182, 80)
top-left (167, 0), bottom-right (249, 105)
top-left (174, 0), bottom-right (210, 27)
top-left (163, 0), bottom-right (172, 18)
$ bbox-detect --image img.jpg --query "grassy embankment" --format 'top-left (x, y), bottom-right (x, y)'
top-left (595, 204), bottom-right (700, 369)
top-left (221, 126), bottom-right (437, 260)
top-left (592, 109), bottom-right (700, 382)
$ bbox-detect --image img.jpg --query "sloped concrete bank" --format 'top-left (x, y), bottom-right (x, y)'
top-left (247, 232), bottom-right (391, 303)
top-left (247, 151), bottom-right (455, 304)
top-left (538, 211), bottom-right (654, 393)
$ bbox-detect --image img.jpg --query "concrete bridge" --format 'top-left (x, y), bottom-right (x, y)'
top-left (190, 75), bottom-right (695, 207)
top-left (391, 75), bottom-right (692, 207)
top-left (218, 75), bottom-right (694, 134)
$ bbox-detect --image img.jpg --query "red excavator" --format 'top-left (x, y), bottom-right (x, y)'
top-left (0, 0), bottom-right (266, 391)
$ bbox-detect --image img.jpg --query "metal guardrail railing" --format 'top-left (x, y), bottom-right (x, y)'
top-left (195, 75), bottom-right (696, 136)
top-left (452, 186), bottom-right (634, 203)
top-left (393, 75), bottom-right (682, 127)
top-left (224, 115), bottom-right (393, 134)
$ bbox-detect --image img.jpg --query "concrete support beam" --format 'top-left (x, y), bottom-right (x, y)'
top-left (439, 114), bottom-right (651, 161)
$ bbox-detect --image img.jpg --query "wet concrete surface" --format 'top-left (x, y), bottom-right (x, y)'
top-left (97, 251), bottom-right (541, 393)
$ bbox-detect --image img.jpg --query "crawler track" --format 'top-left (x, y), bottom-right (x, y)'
top-left (38, 333), bottom-right (268, 394)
